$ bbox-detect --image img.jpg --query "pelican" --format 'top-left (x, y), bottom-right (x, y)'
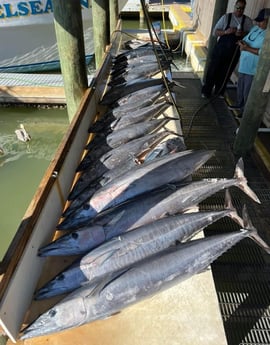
top-left (15, 124), bottom-right (31, 142)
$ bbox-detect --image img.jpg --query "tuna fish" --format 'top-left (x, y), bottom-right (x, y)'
top-left (35, 200), bottom-right (243, 300)
top-left (57, 149), bottom-right (214, 229)
top-left (21, 219), bottom-right (270, 340)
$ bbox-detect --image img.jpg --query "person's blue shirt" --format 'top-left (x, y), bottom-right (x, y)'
top-left (238, 25), bottom-right (266, 75)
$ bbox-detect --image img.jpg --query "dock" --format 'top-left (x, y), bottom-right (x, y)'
top-left (0, 73), bottom-right (66, 105)
top-left (0, 4), bottom-right (269, 345)
top-left (0, 4), bottom-right (198, 105)
top-left (172, 71), bottom-right (270, 345)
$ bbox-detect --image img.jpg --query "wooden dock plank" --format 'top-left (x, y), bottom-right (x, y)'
top-left (0, 85), bottom-right (66, 104)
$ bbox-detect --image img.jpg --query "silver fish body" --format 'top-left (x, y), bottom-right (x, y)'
top-left (100, 77), bottom-right (165, 106)
top-left (48, 158), bottom-right (259, 251)
top-left (22, 230), bottom-right (253, 340)
top-left (58, 149), bottom-right (214, 229)
top-left (111, 83), bottom-right (167, 111)
top-left (109, 61), bottom-right (171, 86)
top-left (35, 209), bottom-right (238, 299)
top-left (105, 118), bottom-right (171, 149)
top-left (69, 131), bottom-right (171, 200)
top-left (109, 101), bottom-right (171, 131)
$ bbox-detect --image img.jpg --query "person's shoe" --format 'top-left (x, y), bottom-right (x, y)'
top-left (228, 105), bottom-right (241, 111)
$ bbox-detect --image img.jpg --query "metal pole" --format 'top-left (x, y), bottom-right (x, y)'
top-left (52, 0), bottom-right (88, 122)
top-left (110, 0), bottom-right (119, 38)
top-left (92, 0), bottom-right (109, 68)
top-left (233, 20), bottom-right (270, 156)
top-left (203, 0), bottom-right (229, 83)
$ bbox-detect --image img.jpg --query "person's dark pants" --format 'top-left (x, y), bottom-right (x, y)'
top-left (202, 44), bottom-right (240, 97)
top-left (237, 72), bottom-right (254, 109)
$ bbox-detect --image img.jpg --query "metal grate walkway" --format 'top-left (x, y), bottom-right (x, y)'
top-left (172, 72), bottom-right (270, 345)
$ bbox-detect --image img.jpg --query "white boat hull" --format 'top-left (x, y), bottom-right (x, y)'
top-left (0, 0), bottom-right (93, 72)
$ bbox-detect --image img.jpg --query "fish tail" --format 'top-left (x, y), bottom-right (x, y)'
top-left (224, 189), bottom-right (244, 227)
top-left (241, 204), bottom-right (270, 254)
top-left (234, 158), bottom-right (261, 204)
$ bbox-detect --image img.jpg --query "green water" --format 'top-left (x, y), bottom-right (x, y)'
top-left (0, 107), bottom-right (69, 260)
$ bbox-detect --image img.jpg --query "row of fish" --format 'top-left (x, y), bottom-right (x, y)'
top-left (20, 39), bottom-right (269, 340)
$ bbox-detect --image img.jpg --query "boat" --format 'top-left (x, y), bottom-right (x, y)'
top-left (0, 9), bottom-right (240, 345)
top-left (0, 0), bottom-right (96, 73)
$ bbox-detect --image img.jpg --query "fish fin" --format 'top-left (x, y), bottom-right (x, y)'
top-left (86, 268), bottom-right (130, 297)
top-left (182, 205), bottom-right (199, 213)
top-left (88, 247), bottom-right (120, 266)
top-left (104, 210), bottom-right (126, 227)
top-left (224, 189), bottom-right (244, 227)
top-left (165, 183), bottom-right (178, 191)
top-left (234, 158), bottom-right (261, 204)
top-left (241, 205), bottom-right (270, 254)
top-left (110, 117), bottom-right (121, 130)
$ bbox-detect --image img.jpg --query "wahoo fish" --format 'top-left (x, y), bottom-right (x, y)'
top-left (113, 43), bottom-right (172, 62)
top-left (42, 158), bottom-right (260, 252)
top-left (35, 201), bottom-right (242, 300)
top-left (111, 55), bottom-right (171, 75)
top-left (57, 150), bottom-right (214, 229)
top-left (65, 156), bottom-right (141, 216)
top-left (80, 130), bottom-right (170, 172)
top-left (89, 101), bottom-right (172, 133)
top-left (111, 83), bottom-right (168, 110)
top-left (109, 101), bottom-right (172, 131)
top-left (69, 131), bottom-right (172, 200)
top-left (104, 117), bottom-right (172, 149)
top-left (88, 86), bottom-right (169, 133)
top-left (110, 58), bottom-right (170, 76)
top-left (99, 137), bottom-right (185, 187)
top-left (22, 219), bottom-right (270, 340)
top-left (85, 117), bottom-right (170, 156)
top-left (109, 61), bottom-right (172, 86)
top-left (143, 137), bottom-right (186, 162)
top-left (100, 77), bottom-right (166, 106)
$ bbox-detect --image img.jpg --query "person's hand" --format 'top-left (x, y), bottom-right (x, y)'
top-left (225, 27), bottom-right (237, 35)
top-left (238, 40), bottom-right (248, 51)
top-left (235, 29), bottom-right (243, 37)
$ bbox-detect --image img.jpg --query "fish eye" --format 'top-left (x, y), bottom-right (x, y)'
top-left (49, 309), bottom-right (57, 317)
top-left (71, 232), bottom-right (79, 239)
top-left (83, 204), bottom-right (90, 210)
top-left (56, 273), bottom-right (65, 281)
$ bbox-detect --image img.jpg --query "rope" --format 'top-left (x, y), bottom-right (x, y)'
top-left (185, 44), bottom-right (240, 141)
top-left (139, 0), bottom-right (184, 128)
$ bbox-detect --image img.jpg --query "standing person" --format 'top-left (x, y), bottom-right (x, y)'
top-left (201, 0), bottom-right (253, 99)
top-left (228, 8), bottom-right (270, 116)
